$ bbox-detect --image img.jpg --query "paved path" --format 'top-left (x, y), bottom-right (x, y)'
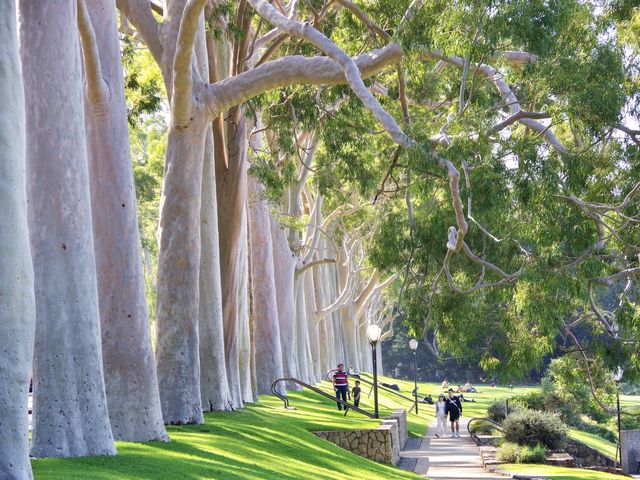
top-left (399, 418), bottom-right (506, 479)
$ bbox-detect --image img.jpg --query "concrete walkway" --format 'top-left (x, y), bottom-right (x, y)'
top-left (399, 418), bottom-right (506, 479)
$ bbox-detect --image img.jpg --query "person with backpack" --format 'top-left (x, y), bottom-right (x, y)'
top-left (445, 388), bottom-right (463, 437)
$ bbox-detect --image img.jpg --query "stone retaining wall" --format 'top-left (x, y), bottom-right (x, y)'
top-left (314, 409), bottom-right (407, 465)
top-left (566, 439), bottom-right (616, 469)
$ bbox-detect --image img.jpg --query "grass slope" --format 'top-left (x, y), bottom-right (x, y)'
top-left (32, 376), bottom-right (427, 480)
top-left (568, 429), bottom-right (617, 459)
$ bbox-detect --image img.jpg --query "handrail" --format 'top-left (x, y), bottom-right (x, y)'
top-left (270, 377), bottom-right (377, 418)
top-left (326, 370), bottom-right (419, 414)
top-left (467, 417), bottom-right (504, 445)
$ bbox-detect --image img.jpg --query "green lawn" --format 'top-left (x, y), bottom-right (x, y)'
top-left (32, 376), bottom-right (427, 480)
top-left (30, 375), bottom-right (629, 479)
top-left (568, 429), bottom-right (617, 459)
top-left (500, 464), bottom-right (624, 479)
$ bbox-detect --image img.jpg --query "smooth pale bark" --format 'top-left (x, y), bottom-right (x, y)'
top-left (216, 106), bottom-right (247, 409)
top-left (341, 306), bottom-right (361, 372)
top-left (199, 127), bottom-right (233, 411)
top-left (248, 176), bottom-right (285, 395)
top-left (237, 209), bottom-right (255, 403)
top-left (83, 0), bottom-right (167, 441)
top-left (0, 4), bottom-right (35, 477)
top-left (155, 114), bottom-right (208, 424)
top-left (306, 270), bottom-right (322, 381)
top-left (294, 276), bottom-right (311, 383)
top-left (376, 342), bottom-right (383, 375)
top-left (19, 0), bottom-right (115, 457)
top-left (270, 214), bottom-right (301, 386)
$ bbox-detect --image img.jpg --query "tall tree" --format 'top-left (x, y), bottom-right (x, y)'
top-left (79, 0), bottom-right (167, 441)
top-left (19, 0), bottom-right (115, 457)
top-left (0, 1), bottom-right (36, 476)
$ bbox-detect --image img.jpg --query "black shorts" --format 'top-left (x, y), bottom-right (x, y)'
top-left (449, 412), bottom-right (460, 421)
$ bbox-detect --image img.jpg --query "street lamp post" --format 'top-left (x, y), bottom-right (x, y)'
top-left (409, 338), bottom-right (418, 414)
top-left (613, 367), bottom-right (624, 467)
top-left (367, 324), bottom-right (382, 418)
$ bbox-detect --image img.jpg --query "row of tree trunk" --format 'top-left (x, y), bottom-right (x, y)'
top-left (1, 1), bottom-right (396, 478)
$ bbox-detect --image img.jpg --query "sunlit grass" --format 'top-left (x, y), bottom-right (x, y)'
top-left (568, 429), bottom-right (617, 459)
top-left (501, 464), bottom-right (623, 479)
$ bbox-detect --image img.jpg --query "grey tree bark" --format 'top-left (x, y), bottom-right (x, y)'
top-left (0, 3), bottom-right (36, 477)
top-left (19, 0), bottom-right (116, 457)
top-left (82, 0), bottom-right (167, 441)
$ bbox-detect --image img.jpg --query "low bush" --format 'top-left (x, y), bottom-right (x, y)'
top-left (503, 409), bottom-right (568, 450)
top-left (496, 442), bottom-right (521, 463)
top-left (487, 399), bottom-right (520, 423)
top-left (496, 442), bottom-right (546, 464)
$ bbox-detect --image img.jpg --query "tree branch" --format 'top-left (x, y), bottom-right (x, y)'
top-left (77, 0), bottom-right (110, 110)
top-left (116, 0), bottom-right (163, 63)
top-left (172, 0), bottom-right (208, 127)
top-left (295, 258), bottom-right (336, 276)
top-left (205, 43), bottom-right (403, 115)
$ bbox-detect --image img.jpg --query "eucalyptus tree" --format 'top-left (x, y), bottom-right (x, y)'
top-left (19, 0), bottom-right (115, 457)
top-left (0, 2), bottom-right (35, 476)
top-left (117, 0), bottom-right (401, 420)
top-left (79, 0), bottom-right (167, 441)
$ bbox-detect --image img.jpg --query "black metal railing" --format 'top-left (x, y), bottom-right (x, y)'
top-left (467, 417), bottom-right (504, 445)
top-left (270, 377), bottom-right (376, 418)
top-left (326, 370), bottom-right (420, 414)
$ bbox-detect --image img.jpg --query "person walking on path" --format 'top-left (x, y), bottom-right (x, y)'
top-left (435, 393), bottom-right (447, 438)
top-left (446, 388), bottom-right (463, 437)
top-left (332, 363), bottom-right (350, 411)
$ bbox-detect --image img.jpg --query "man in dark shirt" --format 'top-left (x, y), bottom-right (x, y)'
top-left (332, 363), bottom-right (350, 410)
top-left (352, 380), bottom-right (361, 408)
top-left (445, 388), bottom-right (463, 437)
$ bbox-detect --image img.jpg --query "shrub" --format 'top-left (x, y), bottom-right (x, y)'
top-left (488, 399), bottom-right (521, 423)
top-left (514, 391), bottom-right (546, 411)
top-left (496, 442), bottom-right (546, 464)
top-left (496, 442), bottom-right (521, 463)
top-left (519, 443), bottom-right (546, 463)
top-left (503, 409), bottom-right (568, 450)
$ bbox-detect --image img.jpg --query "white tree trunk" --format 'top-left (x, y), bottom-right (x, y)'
top-left (237, 208), bottom-right (255, 403)
top-left (342, 308), bottom-right (361, 372)
top-left (248, 176), bottom-right (285, 395)
top-left (199, 127), bottom-right (233, 411)
top-left (294, 275), bottom-right (312, 383)
top-left (19, 0), bottom-right (116, 457)
top-left (270, 215), bottom-right (300, 386)
top-left (0, 4), bottom-right (36, 477)
top-left (155, 116), bottom-right (208, 424)
top-left (216, 106), bottom-right (247, 409)
top-left (83, 0), bottom-right (167, 441)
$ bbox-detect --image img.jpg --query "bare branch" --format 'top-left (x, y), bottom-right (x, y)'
top-left (296, 258), bottom-right (336, 276)
top-left (77, 0), bottom-right (110, 110)
top-left (205, 43), bottom-right (404, 115)
top-left (172, 0), bottom-right (208, 127)
top-left (116, 0), bottom-right (163, 63)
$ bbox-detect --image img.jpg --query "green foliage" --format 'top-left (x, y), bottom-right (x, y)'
top-left (497, 442), bottom-right (546, 463)
top-left (487, 399), bottom-right (521, 423)
top-left (503, 410), bottom-right (568, 450)
top-left (121, 35), bottom-right (165, 126)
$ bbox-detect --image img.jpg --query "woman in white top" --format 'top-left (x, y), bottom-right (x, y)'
top-left (435, 394), bottom-right (447, 438)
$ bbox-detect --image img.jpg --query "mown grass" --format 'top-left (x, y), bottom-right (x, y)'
top-left (500, 464), bottom-right (624, 479)
top-left (30, 374), bottom-right (633, 479)
top-left (568, 429), bottom-right (617, 459)
top-left (32, 375), bottom-right (427, 480)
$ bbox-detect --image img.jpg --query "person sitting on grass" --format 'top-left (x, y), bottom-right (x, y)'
top-left (352, 381), bottom-right (361, 408)
top-left (441, 378), bottom-right (449, 389)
